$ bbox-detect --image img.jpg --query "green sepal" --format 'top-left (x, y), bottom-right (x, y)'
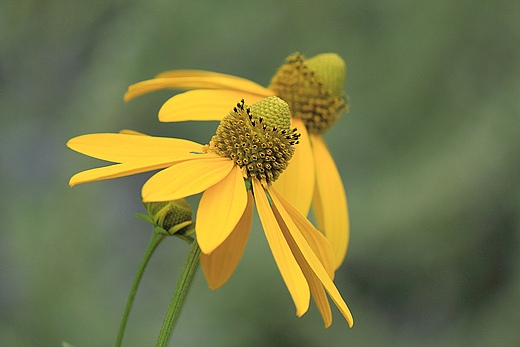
top-left (135, 213), bottom-right (154, 224)
top-left (167, 221), bottom-right (193, 235)
top-left (154, 226), bottom-right (169, 236)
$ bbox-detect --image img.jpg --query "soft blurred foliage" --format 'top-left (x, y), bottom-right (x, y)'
top-left (1, 0), bottom-right (519, 346)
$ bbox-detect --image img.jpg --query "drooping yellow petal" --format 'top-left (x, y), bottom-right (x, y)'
top-left (196, 166), bottom-right (248, 254)
top-left (199, 190), bottom-right (253, 290)
top-left (158, 89), bottom-right (268, 123)
top-left (311, 135), bottom-right (350, 270)
top-left (252, 179), bottom-right (310, 317)
top-left (124, 71), bottom-right (273, 102)
top-left (69, 155), bottom-right (201, 187)
top-left (142, 156), bottom-right (234, 202)
top-left (269, 187), bottom-right (335, 280)
top-left (270, 202), bottom-right (332, 328)
top-left (302, 266), bottom-right (333, 328)
top-left (155, 70), bottom-right (273, 96)
top-left (272, 118), bottom-right (315, 216)
top-left (268, 187), bottom-right (354, 327)
top-left (67, 133), bottom-right (204, 163)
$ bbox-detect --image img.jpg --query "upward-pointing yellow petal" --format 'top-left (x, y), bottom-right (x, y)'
top-left (124, 70), bottom-right (273, 101)
top-left (196, 165), bottom-right (248, 254)
top-left (154, 70), bottom-right (273, 96)
top-left (158, 89), bottom-right (268, 123)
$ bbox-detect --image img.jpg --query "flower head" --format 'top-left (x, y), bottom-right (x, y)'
top-left (124, 52), bottom-right (350, 269)
top-left (268, 52), bottom-right (348, 135)
top-left (68, 96), bottom-right (353, 328)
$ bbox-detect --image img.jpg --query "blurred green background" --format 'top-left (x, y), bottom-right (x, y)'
top-left (1, 0), bottom-right (519, 346)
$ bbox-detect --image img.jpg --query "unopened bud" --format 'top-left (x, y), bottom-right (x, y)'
top-left (137, 199), bottom-right (193, 236)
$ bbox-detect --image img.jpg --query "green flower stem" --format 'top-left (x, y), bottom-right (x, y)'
top-left (115, 231), bottom-right (167, 347)
top-left (156, 239), bottom-right (201, 347)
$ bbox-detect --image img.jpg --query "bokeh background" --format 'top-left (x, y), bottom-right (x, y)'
top-left (1, 0), bottom-right (519, 346)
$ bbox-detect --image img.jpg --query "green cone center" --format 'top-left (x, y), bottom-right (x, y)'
top-left (268, 52), bottom-right (348, 135)
top-left (210, 97), bottom-right (300, 186)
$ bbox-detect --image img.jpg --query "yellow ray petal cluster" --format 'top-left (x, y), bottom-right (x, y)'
top-left (124, 52), bottom-right (350, 269)
top-left (68, 96), bottom-right (353, 327)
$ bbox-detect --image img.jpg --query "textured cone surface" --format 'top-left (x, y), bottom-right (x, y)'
top-left (268, 52), bottom-right (348, 135)
top-left (211, 97), bottom-right (300, 185)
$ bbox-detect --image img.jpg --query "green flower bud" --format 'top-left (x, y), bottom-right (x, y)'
top-left (137, 199), bottom-right (193, 236)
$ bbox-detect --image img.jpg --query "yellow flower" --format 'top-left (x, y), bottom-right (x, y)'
top-left (124, 52), bottom-right (350, 269)
top-left (68, 97), bottom-right (353, 328)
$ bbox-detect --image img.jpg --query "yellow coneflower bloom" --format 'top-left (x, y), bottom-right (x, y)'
top-left (124, 53), bottom-right (349, 269)
top-left (68, 97), bottom-right (353, 328)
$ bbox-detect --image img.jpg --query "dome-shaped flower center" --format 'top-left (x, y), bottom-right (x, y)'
top-left (210, 96), bottom-right (300, 186)
top-left (268, 52), bottom-right (348, 135)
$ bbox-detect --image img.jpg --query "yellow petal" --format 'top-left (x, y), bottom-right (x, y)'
top-left (252, 179), bottom-right (310, 317)
top-left (270, 200), bottom-right (332, 328)
top-left (69, 155), bottom-right (200, 187)
top-left (142, 157), bottom-right (234, 202)
top-left (158, 89), bottom-right (268, 123)
top-left (199, 190), bottom-right (253, 290)
top-left (268, 186), bottom-right (354, 327)
top-left (272, 118), bottom-right (315, 216)
top-left (154, 70), bottom-right (273, 96)
top-left (311, 135), bottom-right (350, 270)
top-left (119, 129), bottom-right (147, 136)
top-left (302, 266), bottom-right (332, 328)
top-left (67, 133), bottom-right (204, 163)
top-left (196, 166), bottom-right (248, 254)
top-left (124, 72), bottom-right (273, 102)
top-left (269, 187), bottom-right (335, 280)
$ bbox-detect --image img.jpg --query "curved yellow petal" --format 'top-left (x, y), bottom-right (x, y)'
top-left (252, 179), bottom-right (310, 317)
top-left (269, 201), bottom-right (332, 327)
top-left (124, 72), bottom-right (273, 102)
top-left (268, 187), bottom-right (353, 327)
top-left (302, 266), bottom-right (332, 328)
top-left (196, 166), bottom-right (248, 254)
top-left (311, 135), bottom-right (350, 270)
top-left (142, 157), bottom-right (234, 202)
top-left (269, 187), bottom-right (335, 280)
top-left (154, 70), bottom-right (273, 96)
top-left (69, 155), bottom-right (200, 187)
top-left (272, 118), bottom-right (315, 216)
top-left (67, 133), bottom-right (203, 163)
top-left (199, 190), bottom-right (253, 290)
top-left (158, 89), bottom-right (268, 123)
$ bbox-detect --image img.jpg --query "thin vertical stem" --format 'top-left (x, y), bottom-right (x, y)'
top-left (156, 240), bottom-right (201, 347)
top-left (115, 231), bottom-right (166, 347)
